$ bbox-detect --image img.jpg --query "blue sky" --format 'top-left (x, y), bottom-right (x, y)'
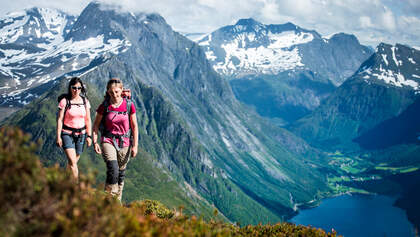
top-left (1, 0), bottom-right (419, 48)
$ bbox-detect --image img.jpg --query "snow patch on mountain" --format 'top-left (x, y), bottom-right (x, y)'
top-left (381, 54), bottom-right (389, 66)
top-left (200, 30), bottom-right (312, 76)
top-left (0, 8), bottom-right (70, 45)
top-left (362, 66), bottom-right (419, 90)
top-left (0, 15), bottom-right (29, 43)
top-left (408, 57), bottom-right (416, 64)
top-left (0, 7), bottom-right (132, 107)
top-left (0, 35), bottom-right (131, 79)
top-left (360, 44), bottom-right (420, 91)
top-left (267, 31), bottom-right (313, 48)
top-left (215, 43), bottom-right (304, 75)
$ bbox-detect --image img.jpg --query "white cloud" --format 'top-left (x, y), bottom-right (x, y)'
top-left (359, 16), bottom-right (374, 28)
top-left (0, 0), bottom-right (419, 48)
top-left (380, 7), bottom-right (396, 31)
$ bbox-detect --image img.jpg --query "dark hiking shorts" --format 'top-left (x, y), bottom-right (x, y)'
top-left (61, 133), bottom-right (86, 155)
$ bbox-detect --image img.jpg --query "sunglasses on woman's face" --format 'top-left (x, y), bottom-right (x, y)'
top-left (71, 86), bottom-right (82, 90)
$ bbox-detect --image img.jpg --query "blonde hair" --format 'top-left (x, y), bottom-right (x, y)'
top-left (105, 78), bottom-right (123, 100)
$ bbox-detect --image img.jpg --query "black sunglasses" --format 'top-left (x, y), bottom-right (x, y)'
top-left (71, 86), bottom-right (82, 90)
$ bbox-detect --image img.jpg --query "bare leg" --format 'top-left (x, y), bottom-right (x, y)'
top-left (65, 148), bottom-right (80, 180)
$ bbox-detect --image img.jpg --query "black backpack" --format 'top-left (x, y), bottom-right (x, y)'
top-left (99, 89), bottom-right (133, 150)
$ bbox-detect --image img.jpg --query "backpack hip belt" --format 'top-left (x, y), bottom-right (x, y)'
top-left (103, 130), bottom-right (131, 151)
top-left (62, 124), bottom-right (86, 138)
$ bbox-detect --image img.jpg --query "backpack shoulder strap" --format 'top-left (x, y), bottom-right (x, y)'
top-left (64, 97), bottom-right (71, 114)
top-left (126, 98), bottom-right (132, 114)
top-left (103, 99), bottom-right (110, 113)
top-left (83, 97), bottom-right (89, 120)
top-left (126, 98), bottom-right (132, 130)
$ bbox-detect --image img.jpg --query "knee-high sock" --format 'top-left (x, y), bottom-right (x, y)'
top-left (105, 160), bottom-right (119, 196)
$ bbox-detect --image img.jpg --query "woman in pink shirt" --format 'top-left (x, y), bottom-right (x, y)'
top-left (56, 77), bottom-right (92, 180)
top-left (92, 78), bottom-right (138, 201)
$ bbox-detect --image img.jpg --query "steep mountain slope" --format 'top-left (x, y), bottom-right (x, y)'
top-left (290, 43), bottom-right (420, 151)
top-left (194, 19), bottom-right (372, 123)
top-left (2, 2), bottom-right (331, 224)
top-left (0, 7), bottom-right (130, 107)
top-left (354, 96), bottom-right (420, 150)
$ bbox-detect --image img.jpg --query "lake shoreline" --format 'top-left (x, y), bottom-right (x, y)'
top-left (287, 170), bottom-right (420, 233)
top-left (288, 193), bottom-right (416, 237)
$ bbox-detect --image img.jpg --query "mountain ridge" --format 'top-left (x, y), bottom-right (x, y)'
top-left (0, 5), bottom-right (130, 107)
top-left (196, 18), bottom-right (371, 85)
top-left (289, 43), bottom-right (420, 151)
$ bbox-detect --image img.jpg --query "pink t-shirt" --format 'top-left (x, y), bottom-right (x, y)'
top-left (58, 97), bottom-right (90, 134)
top-left (96, 98), bottom-right (136, 147)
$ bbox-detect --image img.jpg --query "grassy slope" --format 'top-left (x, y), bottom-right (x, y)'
top-left (0, 126), bottom-right (340, 236)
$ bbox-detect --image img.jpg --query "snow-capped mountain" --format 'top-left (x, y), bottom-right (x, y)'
top-left (196, 18), bottom-right (372, 86)
top-left (193, 18), bottom-right (372, 124)
top-left (290, 43), bottom-right (420, 150)
top-left (198, 19), bottom-right (315, 77)
top-left (357, 43), bottom-right (420, 91)
top-left (0, 6), bottom-right (131, 106)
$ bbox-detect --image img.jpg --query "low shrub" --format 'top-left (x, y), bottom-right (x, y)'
top-left (0, 127), bottom-right (339, 236)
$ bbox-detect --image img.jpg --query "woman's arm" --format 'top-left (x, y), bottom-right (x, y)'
top-left (92, 112), bottom-right (102, 154)
top-left (85, 101), bottom-right (92, 146)
top-left (56, 107), bottom-right (65, 147)
top-left (130, 112), bottom-right (138, 158)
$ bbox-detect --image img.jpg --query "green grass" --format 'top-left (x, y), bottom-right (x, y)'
top-left (326, 150), bottom-right (420, 197)
top-left (0, 126), bottom-right (341, 236)
top-left (326, 151), bottom-right (378, 195)
top-left (340, 165), bottom-right (366, 174)
top-left (375, 166), bottom-right (419, 174)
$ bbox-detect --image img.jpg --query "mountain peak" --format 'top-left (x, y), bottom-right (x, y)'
top-left (376, 42), bottom-right (393, 52)
top-left (330, 33), bottom-right (357, 41)
top-left (279, 22), bottom-right (298, 29)
top-left (197, 18), bottom-right (369, 82)
top-left (235, 18), bottom-right (261, 26)
top-left (84, 1), bottom-right (123, 12)
top-left (356, 42), bottom-right (420, 90)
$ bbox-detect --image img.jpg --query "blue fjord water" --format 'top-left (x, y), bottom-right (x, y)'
top-left (290, 194), bottom-right (415, 237)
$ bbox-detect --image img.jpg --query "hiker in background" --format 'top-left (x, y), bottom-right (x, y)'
top-left (92, 78), bottom-right (138, 201)
top-left (56, 77), bottom-right (92, 180)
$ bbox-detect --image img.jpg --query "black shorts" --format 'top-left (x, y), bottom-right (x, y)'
top-left (61, 133), bottom-right (86, 155)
